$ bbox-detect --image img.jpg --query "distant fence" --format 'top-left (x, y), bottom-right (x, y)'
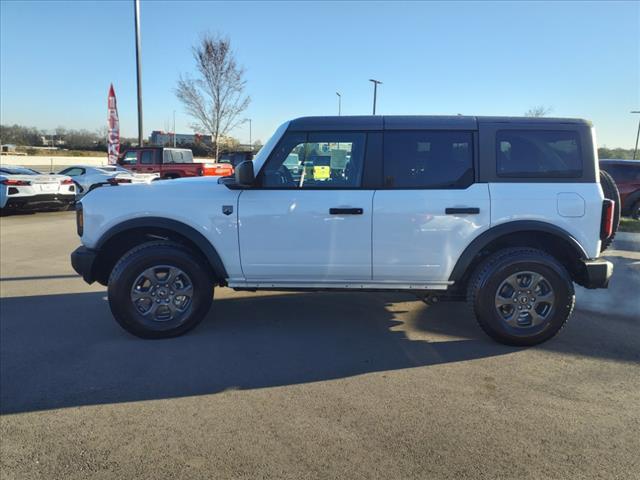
top-left (0, 154), bottom-right (213, 173)
top-left (0, 154), bottom-right (107, 172)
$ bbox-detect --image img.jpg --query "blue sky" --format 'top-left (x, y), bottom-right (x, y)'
top-left (1, 0), bottom-right (638, 147)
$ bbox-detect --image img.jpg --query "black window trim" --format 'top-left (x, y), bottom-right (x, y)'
top-left (380, 129), bottom-right (477, 190)
top-left (255, 130), bottom-right (374, 190)
top-left (495, 129), bottom-right (583, 179)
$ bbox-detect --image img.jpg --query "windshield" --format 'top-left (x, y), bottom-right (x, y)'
top-left (251, 121), bottom-right (289, 172)
top-left (0, 166), bottom-right (39, 175)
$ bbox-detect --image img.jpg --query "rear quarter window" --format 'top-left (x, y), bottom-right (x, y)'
top-left (497, 130), bottom-right (582, 178)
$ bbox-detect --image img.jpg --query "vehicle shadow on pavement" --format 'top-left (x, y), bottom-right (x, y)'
top-left (1, 290), bottom-right (519, 414)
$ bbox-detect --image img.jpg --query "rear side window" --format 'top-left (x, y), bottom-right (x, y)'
top-left (497, 130), bottom-right (582, 178)
top-left (140, 150), bottom-right (155, 165)
top-left (383, 131), bottom-right (473, 188)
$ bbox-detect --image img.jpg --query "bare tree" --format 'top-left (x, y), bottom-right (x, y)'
top-left (524, 105), bottom-right (553, 117)
top-left (175, 34), bottom-right (250, 159)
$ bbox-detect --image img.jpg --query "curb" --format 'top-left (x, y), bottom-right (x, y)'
top-left (615, 232), bottom-right (640, 242)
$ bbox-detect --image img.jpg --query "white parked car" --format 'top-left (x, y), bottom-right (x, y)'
top-left (58, 165), bottom-right (159, 197)
top-left (71, 116), bottom-right (616, 346)
top-left (0, 165), bottom-right (76, 213)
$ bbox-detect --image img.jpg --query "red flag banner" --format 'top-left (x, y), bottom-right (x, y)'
top-left (107, 84), bottom-right (120, 165)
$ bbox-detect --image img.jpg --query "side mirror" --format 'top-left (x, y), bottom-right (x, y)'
top-left (235, 160), bottom-right (254, 186)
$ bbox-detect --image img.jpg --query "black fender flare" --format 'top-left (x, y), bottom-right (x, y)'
top-left (448, 220), bottom-right (588, 283)
top-left (95, 217), bottom-right (228, 280)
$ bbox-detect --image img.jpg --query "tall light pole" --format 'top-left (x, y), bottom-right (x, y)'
top-left (336, 92), bottom-right (341, 116)
top-left (632, 111), bottom-right (640, 160)
top-left (134, 0), bottom-right (144, 147)
top-left (173, 110), bottom-right (176, 147)
top-left (369, 79), bottom-right (382, 115)
top-left (247, 118), bottom-right (252, 147)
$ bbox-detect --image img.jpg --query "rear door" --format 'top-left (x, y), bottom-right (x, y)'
top-left (373, 129), bottom-right (490, 284)
top-left (238, 130), bottom-right (374, 282)
top-left (138, 149), bottom-right (158, 173)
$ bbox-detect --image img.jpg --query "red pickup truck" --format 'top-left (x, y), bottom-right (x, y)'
top-left (118, 147), bottom-right (234, 179)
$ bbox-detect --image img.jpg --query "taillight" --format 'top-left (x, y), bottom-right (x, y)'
top-left (2, 179), bottom-right (31, 186)
top-left (601, 199), bottom-right (615, 240)
top-left (76, 202), bottom-right (84, 237)
top-left (61, 178), bottom-right (74, 185)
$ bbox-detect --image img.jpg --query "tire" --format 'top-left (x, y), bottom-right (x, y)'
top-left (631, 199), bottom-right (640, 221)
top-left (107, 241), bottom-right (214, 339)
top-left (467, 248), bottom-right (575, 346)
top-left (599, 170), bottom-right (620, 252)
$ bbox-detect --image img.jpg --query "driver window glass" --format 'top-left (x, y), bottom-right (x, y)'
top-left (261, 132), bottom-right (365, 188)
top-left (122, 151), bottom-right (138, 165)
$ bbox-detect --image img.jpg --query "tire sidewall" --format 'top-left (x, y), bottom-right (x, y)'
top-left (475, 256), bottom-right (574, 346)
top-left (108, 245), bottom-right (213, 338)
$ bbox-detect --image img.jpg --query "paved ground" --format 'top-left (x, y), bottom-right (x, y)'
top-left (1, 212), bottom-right (639, 479)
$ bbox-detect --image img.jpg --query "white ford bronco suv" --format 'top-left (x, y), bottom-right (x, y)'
top-left (71, 116), bottom-right (617, 346)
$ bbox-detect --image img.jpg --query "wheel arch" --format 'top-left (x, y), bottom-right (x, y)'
top-left (92, 217), bottom-right (227, 286)
top-left (449, 221), bottom-right (588, 291)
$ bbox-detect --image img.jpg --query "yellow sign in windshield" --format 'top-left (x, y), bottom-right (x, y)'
top-left (313, 165), bottom-right (330, 180)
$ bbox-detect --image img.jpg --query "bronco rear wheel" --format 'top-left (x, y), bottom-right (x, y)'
top-left (467, 248), bottom-right (575, 346)
top-left (107, 241), bottom-right (213, 338)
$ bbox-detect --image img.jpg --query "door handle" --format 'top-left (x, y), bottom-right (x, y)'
top-left (329, 208), bottom-right (363, 215)
top-left (445, 207), bottom-right (480, 215)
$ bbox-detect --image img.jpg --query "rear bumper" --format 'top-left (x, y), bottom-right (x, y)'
top-left (71, 246), bottom-right (97, 284)
top-left (579, 258), bottom-right (613, 289)
top-left (3, 194), bottom-right (75, 211)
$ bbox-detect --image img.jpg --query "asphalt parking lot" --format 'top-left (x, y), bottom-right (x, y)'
top-left (1, 212), bottom-right (639, 479)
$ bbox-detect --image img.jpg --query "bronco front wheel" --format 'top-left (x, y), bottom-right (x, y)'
top-left (107, 241), bottom-right (213, 339)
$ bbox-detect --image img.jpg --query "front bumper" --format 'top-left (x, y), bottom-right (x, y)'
top-left (4, 194), bottom-right (75, 211)
top-left (579, 258), bottom-right (614, 289)
top-left (71, 246), bottom-right (97, 284)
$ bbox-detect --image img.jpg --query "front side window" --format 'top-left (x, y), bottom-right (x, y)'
top-left (497, 130), bottom-right (582, 178)
top-left (122, 151), bottom-right (138, 165)
top-left (383, 131), bottom-right (473, 188)
top-left (261, 132), bottom-right (365, 188)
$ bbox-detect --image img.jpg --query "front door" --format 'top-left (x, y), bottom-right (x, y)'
top-left (373, 129), bottom-right (490, 283)
top-left (239, 131), bottom-right (373, 282)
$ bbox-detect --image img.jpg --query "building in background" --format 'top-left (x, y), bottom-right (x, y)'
top-left (149, 130), bottom-right (212, 147)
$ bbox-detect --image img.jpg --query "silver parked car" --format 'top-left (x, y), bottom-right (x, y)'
top-left (0, 165), bottom-right (76, 214)
top-left (58, 165), bottom-right (159, 198)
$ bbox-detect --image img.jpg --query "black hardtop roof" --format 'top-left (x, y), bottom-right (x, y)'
top-left (288, 115), bottom-right (592, 131)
